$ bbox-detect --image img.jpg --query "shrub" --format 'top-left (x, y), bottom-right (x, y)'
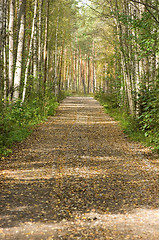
top-left (0, 95), bottom-right (60, 157)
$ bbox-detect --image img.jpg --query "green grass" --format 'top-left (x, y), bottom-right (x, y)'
top-left (0, 125), bottom-right (32, 156)
top-left (0, 95), bottom-right (61, 158)
top-left (95, 92), bottom-right (155, 150)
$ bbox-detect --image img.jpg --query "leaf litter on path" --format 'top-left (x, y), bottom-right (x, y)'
top-left (0, 96), bottom-right (159, 239)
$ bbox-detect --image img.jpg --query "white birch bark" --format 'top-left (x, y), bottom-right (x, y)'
top-left (0, 0), bottom-right (3, 100)
top-left (43, 0), bottom-right (49, 93)
top-left (8, 0), bottom-right (14, 98)
top-left (0, 0), bottom-right (3, 35)
top-left (104, 63), bottom-right (108, 93)
top-left (63, 48), bottom-right (67, 90)
top-left (67, 64), bottom-right (70, 90)
top-left (33, 19), bottom-right (37, 80)
top-left (38, 0), bottom-right (43, 88)
top-left (92, 40), bottom-right (96, 93)
top-left (76, 49), bottom-right (80, 92)
top-left (0, 0), bottom-right (3, 52)
top-left (3, 0), bottom-right (8, 100)
top-left (13, 0), bottom-right (25, 100)
top-left (0, 1), bottom-right (3, 61)
top-left (54, 8), bottom-right (59, 96)
top-left (109, 0), bottom-right (135, 115)
top-left (22, 0), bottom-right (37, 102)
top-left (87, 54), bottom-right (90, 94)
top-left (121, 52), bottom-right (134, 115)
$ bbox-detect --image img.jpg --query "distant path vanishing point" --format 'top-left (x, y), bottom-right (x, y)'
top-left (0, 96), bottom-right (159, 239)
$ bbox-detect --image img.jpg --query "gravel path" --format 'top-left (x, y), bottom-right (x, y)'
top-left (0, 96), bottom-right (159, 239)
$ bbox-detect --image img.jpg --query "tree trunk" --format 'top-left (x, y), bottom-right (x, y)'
top-left (92, 40), bottom-right (96, 93)
top-left (87, 54), bottom-right (90, 94)
top-left (43, 0), bottom-right (49, 95)
top-left (22, 0), bottom-right (37, 102)
top-left (13, 0), bottom-right (26, 100)
top-left (3, 0), bottom-right (8, 101)
top-left (54, 8), bottom-right (59, 96)
top-left (33, 15), bottom-right (37, 80)
top-left (58, 40), bottom-right (64, 93)
top-left (0, 0), bottom-right (3, 104)
top-left (37, 0), bottom-right (43, 93)
top-left (113, 0), bottom-right (135, 116)
top-left (79, 49), bottom-right (86, 94)
top-left (74, 51), bottom-right (77, 92)
top-left (63, 48), bottom-right (67, 90)
top-left (9, 0), bottom-right (14, 99)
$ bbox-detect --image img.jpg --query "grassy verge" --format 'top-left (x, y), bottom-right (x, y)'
top-left (95, 92), bottom-right (158, 152)
top-left (0, 92), bottom-right (68, 158)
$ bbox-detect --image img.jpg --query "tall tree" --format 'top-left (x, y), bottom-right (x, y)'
top-left (8, 0), bottom-right (14, 99)
top-left (22, 0), bottom-right (38, 102)
top-left (13, 0), bottom-right (26, 100)
top-left (3, 0), bottom-right (8, 101)
top-left (43, 0), bottom-right (50, 94)
top-left (0, 0), bottom-right (3, 105)
top-left (38, 0), bottom-right (43, 91)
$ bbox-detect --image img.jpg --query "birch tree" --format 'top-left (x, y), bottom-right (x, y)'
top-left (54, 8), bottom-right (59, 96)
top-left (13, 0), bottom-right (26, 100)
top-left (0, 0), bottom-right (3, 104)
top-left (22, 0), bottom-right (38, 102)
top-left (38, 0), bottom-right (43, 89)
top-left (33, 13), bottom-right (37, 80)
top-left (3, 0), bottom-right (8, 101)
top-left (43, 0), bottom-right (50, 94)
top-left (8, 0), bottom-right (14, 99)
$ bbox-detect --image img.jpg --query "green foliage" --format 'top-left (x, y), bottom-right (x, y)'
top-left (95, 91), bottom-right (159, 152)
top-left (138, 86), bottom-right (159, 151)
top-left (46, 97), bottom-right (59, 116)
top-left (95, 90), bottom-right (119, 109)
top-left (0, 95), bottom-right (60, 157)
top-left (57, 90), bottom-right (70, 102)
top-left (95, 91), bottom-right (130, 129)
top-left (118, 11), bottom-right (159, 58)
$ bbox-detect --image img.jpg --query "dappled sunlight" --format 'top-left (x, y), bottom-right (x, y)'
top-left (53, 166), bottom-right (107, 178)
top-left (1, 208), bottom-right (159, 239)
top-left (1, 168), bottom-right (53, 180)
top-left (51, 120), bottom-right (118, 125)
top-left (44, 119), bottom-right (118, 125)
top-left (80, 155), bottom-right (122, 161)
top-left (60, 104), bottom-right (102, 109)
top-left (1, 153), bottom-right (131, 181)
top-left (1, 97), bottom-right (159, 239)
top-left (8, 206), bottom-right (30, 212)
top-left (2, 148), bottom-right (158, 181)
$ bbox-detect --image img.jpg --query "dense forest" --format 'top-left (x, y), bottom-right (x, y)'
top-left (0, 0), bottom-right (158, 155)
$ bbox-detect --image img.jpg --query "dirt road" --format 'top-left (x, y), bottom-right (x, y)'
top-left (0, 96), bottom-right (159, 239)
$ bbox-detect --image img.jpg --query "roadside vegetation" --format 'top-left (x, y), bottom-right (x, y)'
top-left (95, 91), bottom-right (159, 152)
top-left (0, 91), bottom-right (68, 157)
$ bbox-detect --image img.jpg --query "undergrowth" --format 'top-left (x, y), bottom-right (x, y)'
top-left (0, 91), bottom-right (67, 157)
top-left (71, 92), bottom-right (94, 97)
top-left (95, 91), bottom-right (159, 152)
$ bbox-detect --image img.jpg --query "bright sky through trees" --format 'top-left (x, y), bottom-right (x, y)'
top-left (78, 0), bottom-right (90, 7)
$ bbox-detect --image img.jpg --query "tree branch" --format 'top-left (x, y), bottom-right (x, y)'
top-left (85, 2), bottom-right (112, 18)
top-left (129, 0), bottom-right (157, 10)
top-left (129, 0), bottom-right (159, 24)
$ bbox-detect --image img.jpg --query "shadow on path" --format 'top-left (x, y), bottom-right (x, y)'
top-left (0, 97), bottom-right (159, 239)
